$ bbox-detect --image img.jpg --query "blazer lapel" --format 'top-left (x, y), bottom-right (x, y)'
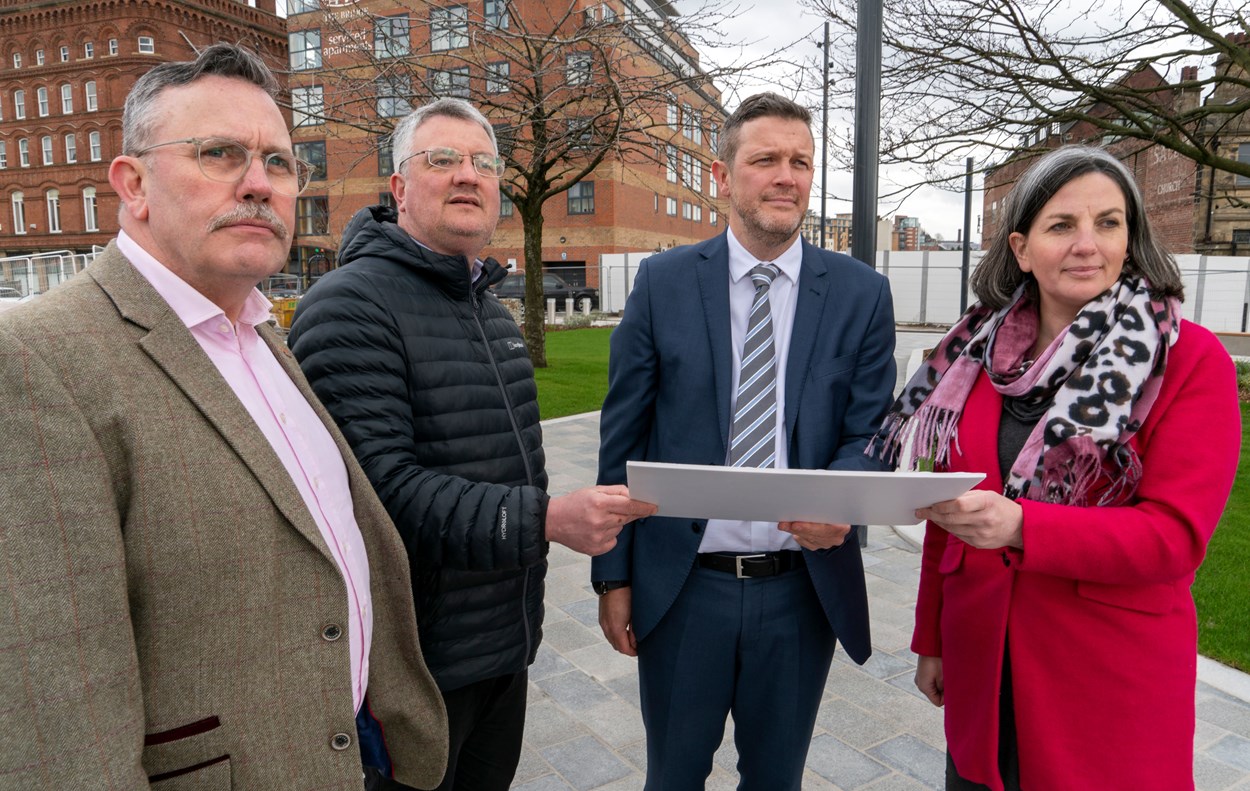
top-left (784, 243), bottom-right (828, 447)
top-left (90, 244), bottom-right (335, 561)
top-left (695, 234), bottom-right (734, 455)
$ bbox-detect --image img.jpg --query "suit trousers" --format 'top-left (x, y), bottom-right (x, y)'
top-left (368, 669), bottom-right (528, 791)
top-left (637, 561), bottom-right (836, 790)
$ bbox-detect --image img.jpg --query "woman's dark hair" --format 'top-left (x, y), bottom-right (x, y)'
top-left (971, 145), bottom-right (1184, 308)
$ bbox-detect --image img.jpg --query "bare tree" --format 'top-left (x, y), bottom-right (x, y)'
top-left (292, 0), bottom-right (783, 366)
top-left (802, 0), bottom-right (1249, 191)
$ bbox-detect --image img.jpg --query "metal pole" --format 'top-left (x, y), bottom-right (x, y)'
top-left (820, 21), bottom-right (829, 249)
top-left (850, 0), bottom-right (882, 270)
top-left (961, 156), bottom-right (973, 313)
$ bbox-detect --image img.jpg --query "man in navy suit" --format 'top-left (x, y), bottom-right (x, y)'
top-left (592, 93), bottom-right (897, 789)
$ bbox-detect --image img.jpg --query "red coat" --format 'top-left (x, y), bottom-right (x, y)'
top-left (912, 320), bottom-right (1241, 791)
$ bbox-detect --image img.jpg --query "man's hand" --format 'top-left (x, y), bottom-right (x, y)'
top-left (545, 485), bottom-right (657, 557)
top-left (915, 655), bottom-right (944, 707)
top-left (598, 586), bottom-right (637, 657)
top-left (777, 521), bottom-right (852, 550)
top-left (915, 490), bottom-right (1024, 550)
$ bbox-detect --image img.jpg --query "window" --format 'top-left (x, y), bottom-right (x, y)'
top-left (60, 83), bottom-right (72, 114)
top-left (681, 152), bottom-right (692, 188)
top-left (376, 75), bottom-right (413, 116)
top-left (709, 173), bottom-right (718, 198)
top-left (82, 186), bottom-right (98, 231)
top-left (108, 38), bottom-right (118, 56)
top-left (89, 130), bottom-right (101, 161)
top-left (693, 204), bottom-right (702, 222)
top-left (567, 117), bottom-right (593, 150)
top-left (1233, 229), bottom-right (1250, 247)
top-left (36, 49), bottom-right (45, 66)
top-left (0, 141), bottom-right (6, 169)
top-left (138, 36), bottom-right (155, 54)
top-left (493, 123), bottom-right (515, 157)
top-left (60, 46), bottom-right (70, 62)
top-left (292, 86), bottom-right (323, 127)
top-left (289, 30), bottom-right (321, 70)
top-left (710, 209), bottom-right (717, 226)
top-left (568, 181), bottom-right (595, 215)
top-left (1238, 143), bottom-right (1250, 187)
top-left (84, 42), bottom-right (94, 59)
top-left (41, 135), bottom-right (53, 165)
top-left (666, 196), bottom-right (677, 216)
top-left (294, 141), bottom-right (326, 182)
top-left (0, 95), bottom-right (3, 120)
top-left (64, 133), bottom-right (76, 163)
top-left (378, 191), bottom-right (396, 210)
top-left (37, 87), bottom-right (49, 116)
top-left (485, 0), bottom-right (509, 29)
top-left (688, 111), bottom-right (702, 144)
top-left (287, 0), bottom-right (318, 12)
top-left (709, 125), bottom-right (719, 155)
top-left (682, 103), bottom-right (693, 138)
top-left (486, 61), bottom-right (510, 94)
top-left (499, 193), bottom-right (514, 217)
top-left (19, 137), bottom-right (30, 166)
top-left (666, 145), bottom-right (677, 183)
top-left (374, 16), bottom-right (410, 58)
top-left (12, 53), bottom-right (20, 68)
top-left (296, 196), bottom-right (329, 235)
top-left (14, 89), bottom-right (24, 118)
top-left (46, 189), bottom-right (61, 233)
top-left (429, 67), bottom-right (469, 98)
top-left (691, 158), bottom-right (702, 193)
top-left (85, 80), bottom-right (97, 111)
top-left (682, 200), bottom-right (692, 220)
top-left (377, 135), bottom-right (394, 176)
top-left (567, 52), bottom-right (592, 85)
top-left (667, 97), bottom-right (678, 129)
top-left (12, 192), bottom-right (25, 234)
top-left (431, 6), bottom-right (468, 51)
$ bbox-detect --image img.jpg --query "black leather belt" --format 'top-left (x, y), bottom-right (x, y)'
top-left (697, 551), bottom-right (805, 579)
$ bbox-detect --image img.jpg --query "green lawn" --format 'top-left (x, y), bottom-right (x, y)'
top-left (1193, 401), bottom-right (1250, 672)
top-left (532, 327), bottom-right (613, 420)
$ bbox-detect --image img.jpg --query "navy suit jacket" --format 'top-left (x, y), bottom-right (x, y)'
top-left (592, 232), bottom-right (896, 664)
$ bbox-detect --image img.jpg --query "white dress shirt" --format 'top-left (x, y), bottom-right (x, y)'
top-left (699, 229), bottom-right (804, 553)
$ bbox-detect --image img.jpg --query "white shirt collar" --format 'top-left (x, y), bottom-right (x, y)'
top-left (726, 228), bottom-right (803, 286)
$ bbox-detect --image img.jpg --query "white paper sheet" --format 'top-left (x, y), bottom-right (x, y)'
top-left (626, 461), bottom-right (985, 526)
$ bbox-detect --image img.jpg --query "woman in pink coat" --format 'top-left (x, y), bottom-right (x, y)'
top-left (870, 145), bottom-right (1241, 790)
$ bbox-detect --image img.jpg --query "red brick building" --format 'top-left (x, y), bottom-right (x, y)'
top-left (0, 0), bottom-right (287, 273)
top-left (285, 0), bottom-right (726, 289)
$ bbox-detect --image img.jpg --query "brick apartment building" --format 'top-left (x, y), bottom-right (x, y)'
top-left (0, 0), bottom-right (287, 284)
top-left (983, 37), bottom-right (1250, 255)
top-left (284, 0), bottom-right (726, 289)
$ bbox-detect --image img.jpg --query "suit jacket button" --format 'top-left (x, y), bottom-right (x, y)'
top-left (691, 522), bottom-right (702, 534)
top-left (331, 732), bottom-right (352, 750)
top-left (322, 624), bottom-right (343, 642)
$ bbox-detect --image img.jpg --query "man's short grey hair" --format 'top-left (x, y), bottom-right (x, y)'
top-left (971, 144), bottom-right (1184, 308)
top-left (391, 98), bottom-right (498, 174)
top-left (122, 43), bottom-right (279, 155)
top-left (718, 92), bottom-right (812, 168)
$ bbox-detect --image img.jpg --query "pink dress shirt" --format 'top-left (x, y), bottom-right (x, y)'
top-left (118, 231), bottom-right (373, 713)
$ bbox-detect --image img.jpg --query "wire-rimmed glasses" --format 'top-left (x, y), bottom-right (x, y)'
top-left (131, 137), bottom-right (315, 196)
top-left (397, 147), bottom-right (506, 178)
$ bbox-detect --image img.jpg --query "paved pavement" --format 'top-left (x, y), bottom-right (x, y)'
top-left (511, 329), bottom-right (1250, 790)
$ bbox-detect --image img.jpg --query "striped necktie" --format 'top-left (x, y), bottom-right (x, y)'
top-left (729, 263), bottom-right (781, 468)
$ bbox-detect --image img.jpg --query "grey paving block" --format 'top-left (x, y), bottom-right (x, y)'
top-left (885, 673), bottom-right (930, 701)
top-left (616, 739), bottom-right (648, 773)
top-left (1210, 734), bottom-right (1250, 772)
top-left (604, 673), bottom-right (641, 709)
top-left (1201, 698), bottom-right (1250, 739)
top-left (867, 734), bottom-right (944, 789)
top-left (512, 774), bottom-right (574, 791)
top-left (535, 669), bottom-right (617, 712)
top-left (1196, 751), bottom-right (1250, 791)
top-left (1198, 718), bottom-right (1232, 750)
top-left (531, 643), bottom-right (576, 681)
top-left (576, 697), bottom-right (647, 748)
top-left (542, 617), bottom-right (601, 653)
top-left (513, 744), bottom-right (553, 785)
top-left (857, 650), bottom-right (917, 681)
top-left (541, 735), bottom-right (632, 790)
top-left (523, 699), bottom-right (588, 748)
top-left (592, 776), bottom-right (645, 791)
top-left (815, 698), bottom-right (900, 751)
top-left (806, 733), bottom-right (891, 788)
top-left (564, 641), bottom-right (638, 684)
top-left (560, 596), bottom-right (602, 628)
top-left (863, 773), bottom-right (932, 791)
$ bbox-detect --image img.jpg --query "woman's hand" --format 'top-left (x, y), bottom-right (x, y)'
top-left (915, 655), bottom-right (945, 707)
top-left (915, 490), bottom-right (1024, 550)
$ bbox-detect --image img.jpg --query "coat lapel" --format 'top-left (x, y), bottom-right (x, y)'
top-left (90, 243), bottom-right (335, 562)
top-left (784, 243), bottom-right (828, 449)
top-left (695, 234), bottom-right (734, 455)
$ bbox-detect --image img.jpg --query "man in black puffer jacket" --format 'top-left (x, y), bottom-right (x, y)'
top-left (288, 98), bottom-right (654, 791)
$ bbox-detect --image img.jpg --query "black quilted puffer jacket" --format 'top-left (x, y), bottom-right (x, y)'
top-left (289, 205), bottom-right (548, 691)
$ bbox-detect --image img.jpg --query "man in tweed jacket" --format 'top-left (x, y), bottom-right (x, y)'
top-left (0, 45), bottom-right (446, 789)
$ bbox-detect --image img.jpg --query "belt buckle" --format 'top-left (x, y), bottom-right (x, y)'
top-left (735, 553), bottom-right (768, 579)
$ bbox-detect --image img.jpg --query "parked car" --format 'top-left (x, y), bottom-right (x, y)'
top-left (490, 272), bottom-right (597, 311)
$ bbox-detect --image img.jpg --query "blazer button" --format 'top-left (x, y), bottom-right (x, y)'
top-left (691, 522), bottom-right (702, 534)
top-left (322, 624), bottom-right (343, 642)
top-left (331, 732), bottom-right (352, 751)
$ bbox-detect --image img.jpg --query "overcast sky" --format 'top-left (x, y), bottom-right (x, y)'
top-left (686, 0), bottom-right (977, 241)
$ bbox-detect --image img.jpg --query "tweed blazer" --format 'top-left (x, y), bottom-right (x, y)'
top-left (0, 243), bottom-right (447, 790)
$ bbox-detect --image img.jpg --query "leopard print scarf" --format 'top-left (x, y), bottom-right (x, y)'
top-left (869, 275), bottom-right (1180, 506)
